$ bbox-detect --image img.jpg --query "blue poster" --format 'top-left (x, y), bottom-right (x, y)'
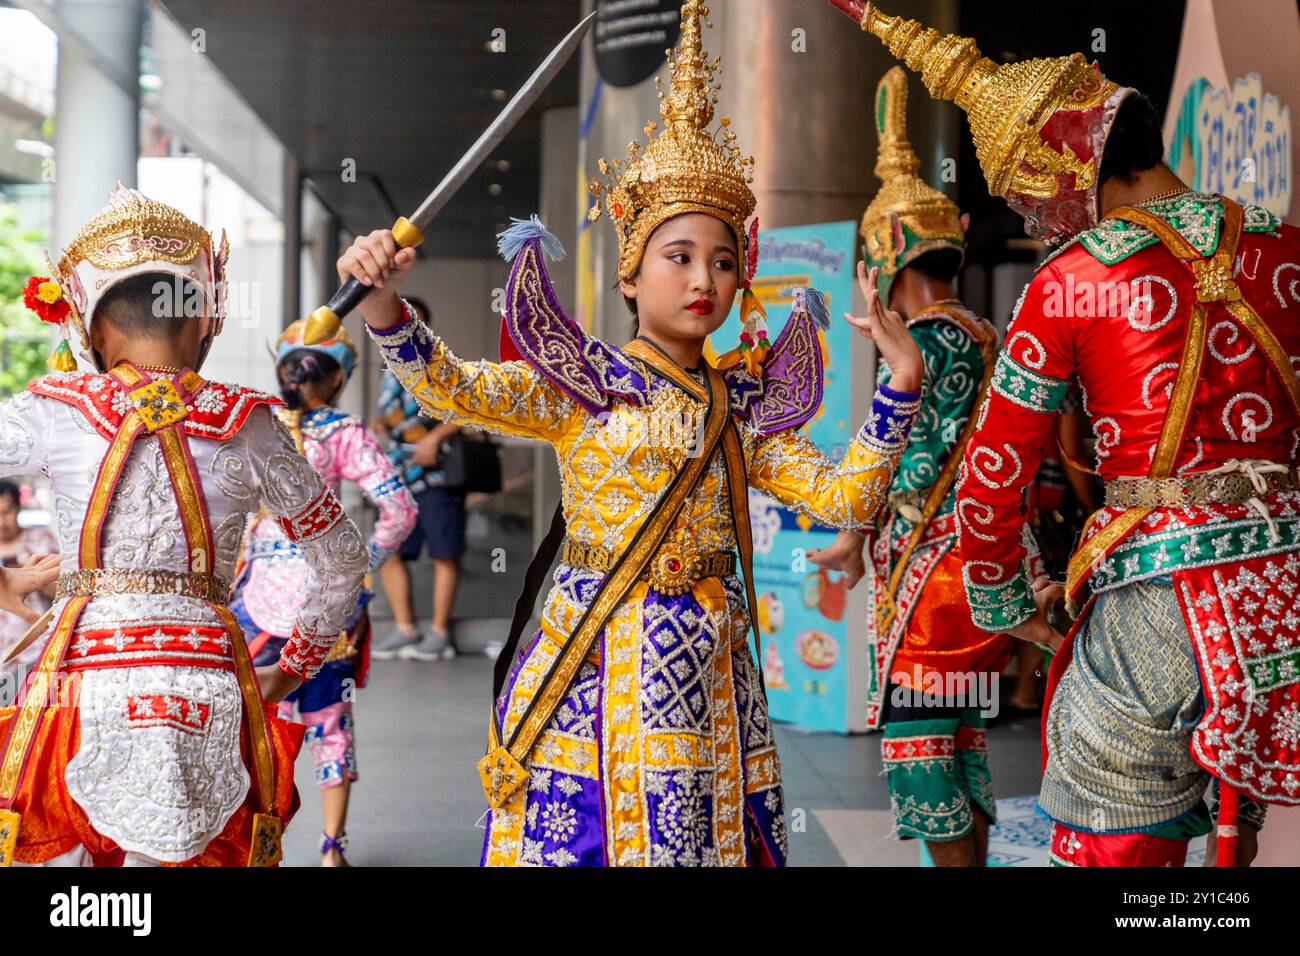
top-left (707, 220), bottom-right (861, 733)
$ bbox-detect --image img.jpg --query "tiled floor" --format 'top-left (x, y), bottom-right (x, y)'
top-left (281, 649), bottom-right (1055, 867)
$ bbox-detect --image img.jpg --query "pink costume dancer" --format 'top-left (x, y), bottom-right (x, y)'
top-left (231, 321), bottom-right (415, 861)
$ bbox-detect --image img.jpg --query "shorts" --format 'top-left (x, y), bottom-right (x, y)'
top-left (399, 486), bottom-right (467, 561)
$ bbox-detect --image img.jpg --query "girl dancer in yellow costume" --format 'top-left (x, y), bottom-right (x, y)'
top-left (341, 0), bottom-right (923, 866)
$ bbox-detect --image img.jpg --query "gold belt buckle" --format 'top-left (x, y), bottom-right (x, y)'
top-left (647, 546), bottom-right (700, 596)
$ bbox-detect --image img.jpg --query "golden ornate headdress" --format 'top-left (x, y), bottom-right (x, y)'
top-left (849, 3), bottom-right (1134, 243)
top-left (587, 0), bottom-right (756, 280)
top-left (25, 183), bottom-right (228, 371)
top-left (861, 66), bottom-right (965, 304)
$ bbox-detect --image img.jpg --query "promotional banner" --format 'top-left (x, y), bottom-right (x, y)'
top-left (707, 220), bottom-right (863, 732)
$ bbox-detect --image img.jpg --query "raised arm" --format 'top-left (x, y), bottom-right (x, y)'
top-left (367, 300), bottom-right (578, 442)
top-left (244, 406), bottom-right (369, 681)
top-left (340, 229), bottom-right (579, 443)
top-left (753, 261), bottom-right (923, 529)
top-left (957, 264), bottom-right (1075, 633)
top-left (332, 422), bottom-right (418, 571)
top-left (748, 382), bottom-right (921, 529)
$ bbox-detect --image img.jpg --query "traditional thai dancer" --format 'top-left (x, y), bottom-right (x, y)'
top-left (810, 66), bottom-right (1018, 865)
top-left (342, 0), bottom-right (926, 866)
top-left (230, 321), bottom-right (416, 865)
top-left (835, 1), bottom-right (1300, 866)
top-left (0, 185), bottom-right (368, 867)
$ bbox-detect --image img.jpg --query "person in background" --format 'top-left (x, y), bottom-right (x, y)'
top-left (0, 480), bottom-right (58, 696)
top-left (368, 296), bottom-right (466, 662)
top-left (807, 67), bottom-right (1010, 866)
top-left (230, 321), bottom-right (416, 865)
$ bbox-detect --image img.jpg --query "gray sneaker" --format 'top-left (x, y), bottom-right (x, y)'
top-left (399, 628), bottom-right (456, 661)
top-left (370, 627), bottom-right (422, 660)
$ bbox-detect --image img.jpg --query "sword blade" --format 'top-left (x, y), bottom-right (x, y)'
top-left (409, 9), bottom-right (597, 229)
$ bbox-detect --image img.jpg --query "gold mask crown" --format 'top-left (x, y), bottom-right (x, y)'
top-left (860, 66), bottom-right (964, 298)
top-left (44, 184), bottom-right (227, 370)
top-left (59, 190), bottom-right (212, 276)
top-left (858, 3), bottom-right (1111, 200)
top-left (587, 0), bottom-right (756, 278)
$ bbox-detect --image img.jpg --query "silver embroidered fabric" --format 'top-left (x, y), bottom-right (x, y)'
top-left (64, 667), bottom-right (248, 862)
top-left (0, 388), bottom-right (368, 860)
top-left (1040, 581), bottom-right (1210, 832)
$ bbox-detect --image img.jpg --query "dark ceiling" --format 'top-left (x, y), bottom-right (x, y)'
top-left (954, 0), bottom-right (1186, 263)
top-left (157, 0), bottom-right (583, 258)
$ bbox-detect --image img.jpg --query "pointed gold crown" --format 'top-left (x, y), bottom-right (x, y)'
top-left (857, 4), bottom-right (1116, 201)
top-left (861, 66), bottom-right (964, 302)
top-left (588, 0), bottom-right (756, 278)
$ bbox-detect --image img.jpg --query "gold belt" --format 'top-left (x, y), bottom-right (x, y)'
top-left (56, 569), bottom-right (231, 603)
top-left (561, 539), bottom-right (736, 596)
top-left (1103, 469), bottom-right (1297, 509)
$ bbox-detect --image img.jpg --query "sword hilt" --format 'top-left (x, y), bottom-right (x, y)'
top-left (303, 216), bottom-right (425, 344)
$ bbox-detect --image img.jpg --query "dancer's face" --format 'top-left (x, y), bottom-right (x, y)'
top-left (0, 496), bottom-right (19, 544)
top-left (621, 213), bottom-right (739, 351)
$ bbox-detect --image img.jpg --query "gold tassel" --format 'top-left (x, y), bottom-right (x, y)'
top-left (47, 339), bottom-right (77, 373)
top-left (246, 812), bottom-right (284, 867)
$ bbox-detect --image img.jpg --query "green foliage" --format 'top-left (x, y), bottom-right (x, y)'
top-left (0, 202), bottom-right (54, 397)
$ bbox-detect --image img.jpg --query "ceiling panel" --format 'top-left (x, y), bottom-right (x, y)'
top-left (158, 0), bottom-right (583, 257)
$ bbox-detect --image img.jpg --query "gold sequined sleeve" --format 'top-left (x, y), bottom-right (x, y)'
top-left (747, 385), bottom-right (922, 530)
top-left (367, 303), bottom-right (580, 443)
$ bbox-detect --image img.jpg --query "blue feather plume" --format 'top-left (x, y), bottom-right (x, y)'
top-left (496, 214), bottom-right (566, 263)
top-left (779, 286), bottom-right (831, 330)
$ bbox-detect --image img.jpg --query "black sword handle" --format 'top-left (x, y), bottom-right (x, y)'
top-left (302, 216), bottom-right (424, 344)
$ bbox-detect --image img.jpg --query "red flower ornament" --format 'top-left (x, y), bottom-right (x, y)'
top-left (22, 276), bottom-right (71, 325)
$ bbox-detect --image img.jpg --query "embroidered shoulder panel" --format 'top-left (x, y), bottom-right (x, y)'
top-left (1077, 192), bottom-right (1280, 266)
top-left (300, 406), bottom-right (361, 441)
top-left (502, 239), bottom-right (648, 416)
top-left (725, 304), bottom-right (824, 436)
top-left (907, 300), bottom-right (997, 347)
top-left (28, 371), bottom-right (282, 441)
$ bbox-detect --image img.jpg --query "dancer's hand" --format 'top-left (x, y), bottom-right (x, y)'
top-left (0, 554), bottom-right (60, 623)
top-left (806, 531), bottom-right (867, 590)
top-left (257, 664), bottom-right (302, 704)
top-left (843, 262), bottom-right (923, 393)
top-left (1006, 576), bottom-right (1066, 651)
top-left (337, 230), bottom-right (419, 330)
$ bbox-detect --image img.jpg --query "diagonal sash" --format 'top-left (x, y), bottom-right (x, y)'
top-left (478, 340), bottom-right (733, 810)
top-left (0, 401), bottom-right (145, 865)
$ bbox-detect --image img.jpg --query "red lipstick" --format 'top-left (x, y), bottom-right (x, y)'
top-left (687, 299), bottom-right (714, 315)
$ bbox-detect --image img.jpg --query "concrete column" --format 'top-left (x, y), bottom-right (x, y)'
top-left (52, 0), bottom-right (143, 250)
top-left (533, 104), bottom-right (578, 547)
top-left (281, 150), bottom-right (301, 333)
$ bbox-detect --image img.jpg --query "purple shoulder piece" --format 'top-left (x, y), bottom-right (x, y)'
top-left (500, 217), bottom-right (647, 417)
top-left (724, 288), bottom-right (825, 435)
